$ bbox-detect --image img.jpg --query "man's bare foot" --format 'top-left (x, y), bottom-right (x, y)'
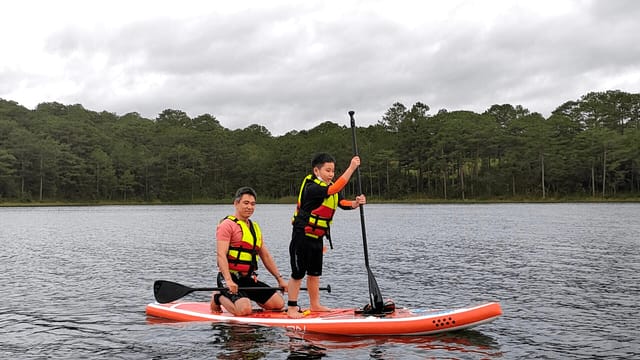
top-left (210, 292), bottom-right (222, 313)
top-left (310, 305), bottom-right (331, 312)
top-left (287, 306), bottom-right (305, 319)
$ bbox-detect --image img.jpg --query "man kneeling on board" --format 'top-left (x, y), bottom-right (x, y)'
top-left (211, 186), bottom-right (289, 315)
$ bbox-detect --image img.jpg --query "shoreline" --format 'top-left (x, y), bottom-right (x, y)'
top-left (3, 197), bottom-right (640, 207)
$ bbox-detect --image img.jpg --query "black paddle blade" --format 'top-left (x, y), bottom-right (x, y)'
top-left (154, 280), bottom-right (195, 303)
top-left (367, 268), bottom-right (385, 311)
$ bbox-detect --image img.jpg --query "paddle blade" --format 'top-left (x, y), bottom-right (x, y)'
top-left (154, 280), bottom-right (196, 303)
top-left (367, 268), bottom-right (385, 312)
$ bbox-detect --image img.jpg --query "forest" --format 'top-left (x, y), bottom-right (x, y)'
top-left (1, 90), bottom-right (639, 204)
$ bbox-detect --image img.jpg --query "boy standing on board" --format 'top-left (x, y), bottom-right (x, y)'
top-left (287, 153), bottom-right (366, 318)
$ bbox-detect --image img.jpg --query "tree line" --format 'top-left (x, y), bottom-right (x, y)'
top-left (1, 90), bottom-right (639, 203)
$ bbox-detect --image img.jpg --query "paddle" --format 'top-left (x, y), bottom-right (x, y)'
top-left (154, 280), bottom-right (331, 303)
top-left (349, 110), bottom-right (385, 313)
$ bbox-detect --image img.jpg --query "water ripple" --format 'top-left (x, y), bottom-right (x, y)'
top-left (1, 204), bottom-right (639, 359)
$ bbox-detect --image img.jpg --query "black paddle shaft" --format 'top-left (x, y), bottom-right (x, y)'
top-left (153, 280), bottom-right (331, 303)
top-left (349, 111), bottom-right (384, 311)
top-left (349, 111), bottom-right (372, 268)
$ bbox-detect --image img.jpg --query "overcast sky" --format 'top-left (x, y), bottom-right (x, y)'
top-left (2, 0), bottom-right (639, 135)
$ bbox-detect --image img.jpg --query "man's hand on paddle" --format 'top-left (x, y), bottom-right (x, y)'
top-left (277, 277), bottom-right (288, 293)
top-left (227, 280), bottom-right (239, 294)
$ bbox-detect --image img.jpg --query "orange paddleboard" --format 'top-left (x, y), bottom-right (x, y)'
top-left (146, 301), bottom-right (501, 336)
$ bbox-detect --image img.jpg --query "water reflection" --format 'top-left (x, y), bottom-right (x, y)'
top-left (146, 320), bottom-right (280, 359)
top-left (286, 329), bottom-right (502, 358)
top-left (210, 323), bottom-right (272, 360)
top-left (147, 317), bottom-right (503, 359)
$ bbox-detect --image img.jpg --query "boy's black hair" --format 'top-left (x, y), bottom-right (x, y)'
top-left (234, 186), bottom-right (257, 201)
top-left (311, 153), bottom-right (336, 168)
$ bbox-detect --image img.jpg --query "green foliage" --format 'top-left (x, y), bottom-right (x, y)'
top-left (1, 90), bottom-right (639, 203)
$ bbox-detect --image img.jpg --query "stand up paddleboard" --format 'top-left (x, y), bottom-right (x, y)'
top-left (145, 301), bottom-right (502, 336)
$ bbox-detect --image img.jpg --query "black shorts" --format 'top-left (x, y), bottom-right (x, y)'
top-left (289, 228), bottom-right (324, 279)
top-left (216, 272), bottom-right (276, 305)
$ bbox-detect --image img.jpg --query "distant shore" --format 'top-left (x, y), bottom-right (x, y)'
top-left (2, 196), bottom-right (639, 207)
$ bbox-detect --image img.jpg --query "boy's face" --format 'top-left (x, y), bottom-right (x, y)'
top-left (313, 162), bottom-right (335, 183)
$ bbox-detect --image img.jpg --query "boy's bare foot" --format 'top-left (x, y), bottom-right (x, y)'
top-left (210, 292), bottom-right (222, 313)
top-left (287, 306), bottom-right (305, 319)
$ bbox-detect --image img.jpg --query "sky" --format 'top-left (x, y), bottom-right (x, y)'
top-left (1, 0), bottom-right (639, 135)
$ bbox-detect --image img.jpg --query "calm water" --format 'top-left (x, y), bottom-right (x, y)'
top-left (1, 203), bottom-right (638, 359)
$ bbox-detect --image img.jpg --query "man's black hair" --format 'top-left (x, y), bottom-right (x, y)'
top-left (234, 186), bottom-right (257, 201)
top-left (311, 153), bottom-right (336, 168)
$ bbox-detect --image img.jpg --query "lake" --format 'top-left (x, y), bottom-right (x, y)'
top-left (1, 203), bottom-right (638, 359)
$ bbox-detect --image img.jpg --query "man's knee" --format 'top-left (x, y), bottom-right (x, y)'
top-left (234, 298), bottom-right (253, 316)
top-left (264, 293), bottom-right (285, 310)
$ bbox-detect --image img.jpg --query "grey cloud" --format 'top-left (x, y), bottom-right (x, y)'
top-left (27, 1), bottom-right (640, 135)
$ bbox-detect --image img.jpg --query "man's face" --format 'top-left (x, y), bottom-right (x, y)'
top-left (234, 194), bottom-right (256, 220)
